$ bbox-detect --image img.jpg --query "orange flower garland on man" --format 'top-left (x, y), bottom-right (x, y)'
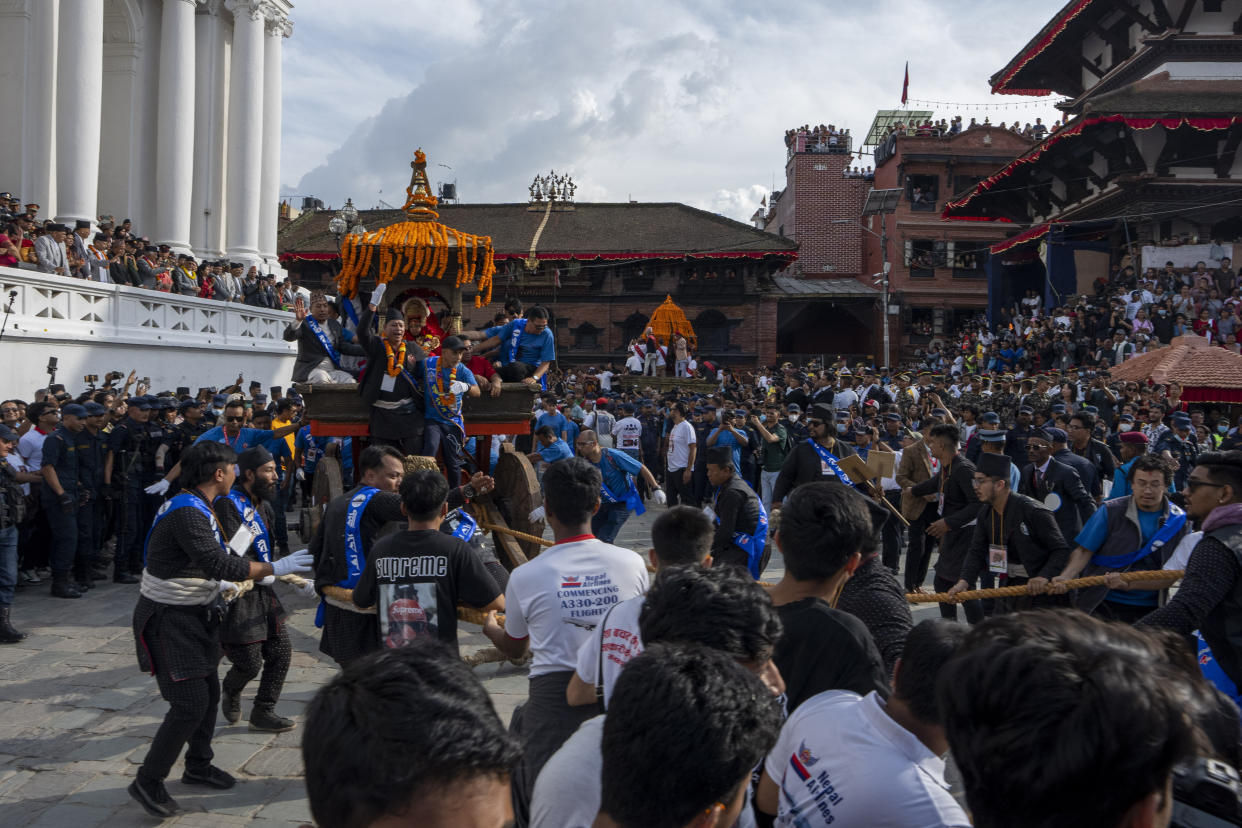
top-left (358, 284), bottom-right (427, 455)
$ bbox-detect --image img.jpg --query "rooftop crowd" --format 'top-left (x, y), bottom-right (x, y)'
top-left (0, 192), bottom-right (305, 307)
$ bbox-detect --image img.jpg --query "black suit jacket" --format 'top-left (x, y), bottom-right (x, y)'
top-left (1018, 457), bottom-right (1093, 546)
top-left (355, 308), bottom-right (427, 406)
top-left (771, 438), bottom-right (857, 505)
top-left (282, 316), bottom-right (366, 383)
top-left (710, 475), bottom-right (762, 569)
top-left (961, 492), bottom-right (1069, 584)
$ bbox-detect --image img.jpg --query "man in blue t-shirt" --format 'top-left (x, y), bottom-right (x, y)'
top-left (1049, 454), bottom-right (1189, 623)
top-left (414, 335), bottom-right (479, 485)
top-left (535, 396), bottom-right (569, 442)
top-left (705, 409), bottom-right (745, 475)
top-left (474, 305), bottom-right (555, 386)
top-left (529, 425), bottom-right (574, 466)
top-left (572, 429), bottom-right (665, 543)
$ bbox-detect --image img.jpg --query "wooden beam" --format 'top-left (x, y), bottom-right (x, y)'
top-left (1175, 0), bottom-right (1196, 29)
top-left (1081, 55), bottom-right (1107, 78)
top-left (1216, 126), bottom-right (1242, 178)
top-left (1150, 0), bottom-right (1175, 28)
top-left (1114, 1), bottom-right (1160, 32)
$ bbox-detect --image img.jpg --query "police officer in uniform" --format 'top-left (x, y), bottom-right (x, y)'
top-left (76, 402), bottom-right (109, 583)
top-left (128, 441), bottom-right (313, 819)
top-left (0, 423), bottom-right (34, 642)
top-left (157, 399), bottom-right (210, 490)
top-left (105, 397), bottom-right (153, 584)
top-left (41, 403), bottom-right (88, 598)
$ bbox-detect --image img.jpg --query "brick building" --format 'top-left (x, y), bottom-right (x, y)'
top-left (758, 125), bottom-right (884, 362)
top-left (278, 202), bottom-right (807, 368)
top-left (863, 124), bottom-right (1035, 359)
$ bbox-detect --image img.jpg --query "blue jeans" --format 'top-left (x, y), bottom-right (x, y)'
top-left (424, 420), bottom-right (466, 486)
top-left (0, 525), bottom-right (16, 605)
top-left (591, 502), bottom-right (630, 544)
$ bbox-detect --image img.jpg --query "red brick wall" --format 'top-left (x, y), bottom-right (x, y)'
top-left (771, 151), bottom-right (869, 279)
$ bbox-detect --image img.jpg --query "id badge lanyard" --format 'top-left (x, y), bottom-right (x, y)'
top-left (988, 508), bottom-right (1008, 575)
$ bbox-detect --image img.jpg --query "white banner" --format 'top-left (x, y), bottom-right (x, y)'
top-left (1140, 243), bottom-right (1233, 271)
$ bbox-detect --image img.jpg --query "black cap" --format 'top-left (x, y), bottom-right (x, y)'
top-left (237, 446), bottom-right (274, 474)
top-left (808, 403), bottom-right (835, 422)
top-left (978, 453), bottom-right (1012, 480)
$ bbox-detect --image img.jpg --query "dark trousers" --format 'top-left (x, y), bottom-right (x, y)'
top-left (222, 621), bottom-right (291, 712)
top-left (138, 668), bottom-right (220, 783)
top-left (117, 486), bottom-right (149, 576)
top-left (666, 467), bottom-right (696, 507)
top-left (44, 496), bottom-right (77, 575)
top-left (1096, 599), bottom-right (1156, 625)
top-left (74, 498), bottom-right (100, 579)
top-left (904, 503), bottom-right (939, 591)
top-left (424, 420), bottom-right (466, 486)
top-left (270, 483), bottom-right (291, 552)
top-left (934, 574), bottom-right (984, 624)
top-left (591, 502), bottom-right (630, 544)
top-left (371, 433), bottom-right (422, 456)
top-left (691, 466), bottom-right (709, 505)
top-left (881, 491), bottom-right (902, 573)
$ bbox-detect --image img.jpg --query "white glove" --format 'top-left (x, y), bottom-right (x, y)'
top-left (528, 505), bottom-right (546, 523)
top-left (273, 548), bottom-right (314, 577)
top-left (450, 380), bottom-right (470, 396)
top-left (258, 575), bottom-right (276, 586)
top-left (369, 283), bottom-right (387, 308)
top-left (217, 580), bottom-right (238, 601)
top-left (145, 479), bottom-right (170, 496)
top-left (296, 468), bottom-right (306, 481)
top-left (295, 579), bottom-right (317, 599)
top-left (651, 488), bottom-right (667, 505)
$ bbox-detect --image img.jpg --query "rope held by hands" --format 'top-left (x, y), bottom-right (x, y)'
top-left (906, 569), bottom-right (1184, 604)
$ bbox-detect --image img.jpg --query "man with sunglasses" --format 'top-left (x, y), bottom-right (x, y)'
top-left (770, 403), bottom-right (860, 513)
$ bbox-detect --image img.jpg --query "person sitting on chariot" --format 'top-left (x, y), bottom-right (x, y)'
top-left (400, 295), bottom-right (447, 356)
top-left (284, 291), bottom-right (365, 384)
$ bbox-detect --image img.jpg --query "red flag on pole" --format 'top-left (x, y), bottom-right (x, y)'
top-left (901, 62), bottom-right (909, 105)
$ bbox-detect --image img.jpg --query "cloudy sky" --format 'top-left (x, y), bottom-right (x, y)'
top-left (282, 0), bottom-right (1068, 222)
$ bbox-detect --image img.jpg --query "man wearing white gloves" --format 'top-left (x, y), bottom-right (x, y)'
top-left (572, 429), bottom-right (665, 544)
top-left (129, 441), bottom-right (314, 820)
top-left (414, 334), bottom-right (479, 486)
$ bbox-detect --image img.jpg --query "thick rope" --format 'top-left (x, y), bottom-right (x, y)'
top-left (906, 569), bottom-right (1184, 604)
top-left (478, 521), bottom-right (553, 548)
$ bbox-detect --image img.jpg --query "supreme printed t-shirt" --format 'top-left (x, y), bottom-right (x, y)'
top-left (352, 529), bottom-right (500, 655)
top-left (504, 538), bottom-right (649, 678)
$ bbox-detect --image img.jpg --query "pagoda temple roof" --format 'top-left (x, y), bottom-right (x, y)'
top-left (279, 202), bottom-right (798, 263)
top-left (990, 0), bottom-right (1105, 96)
top-left (1082, 72), bottom-right (1242, 116)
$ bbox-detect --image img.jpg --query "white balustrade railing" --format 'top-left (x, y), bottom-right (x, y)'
top-left (0, 266), bottom-right (297, 398)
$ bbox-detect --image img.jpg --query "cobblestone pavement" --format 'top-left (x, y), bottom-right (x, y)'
top-left (0, 505), bottom-right (936, 825)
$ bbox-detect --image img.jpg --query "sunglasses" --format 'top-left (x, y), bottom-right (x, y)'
top-left (1186, 480), bottom-right (1225, 492)
top-left (805, 419), bottom-right (825, 427)
top-left (224, 415), bottom-right (246, 423)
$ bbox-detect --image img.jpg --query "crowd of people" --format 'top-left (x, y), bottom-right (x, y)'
top-left (880, 115), bottom-right (1055, 142)
top-left (9, 248), bottom-right (1242, 824)
top-left (0, 192), bottom-right (303, 306)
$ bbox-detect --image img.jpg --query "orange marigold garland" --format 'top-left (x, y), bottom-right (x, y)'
top-left (335, 220), bottom-right (495, 306)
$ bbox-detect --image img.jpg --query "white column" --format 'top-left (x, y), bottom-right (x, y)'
top-left (191, 2), bottom-right (227, 256)
top-left (54, 0), bottom-right (104, 226)
top-left (0, 1), bottom-right (32, 199)
top-left (22, 0), bottom-right (58, 221)
top-left (224, 0), bottom-right (264, 262)
top-left (153, 0), bottom-right (196, 251)
top-left (258, 11), bottom-right (290, 267)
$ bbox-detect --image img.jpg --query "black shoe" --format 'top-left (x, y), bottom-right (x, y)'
top-left (249, 708), bottom-right (296, 733)
top-left (221, 688), bottom-right (241, 724)
top-left (181, 765), bottom-right (236, 789)
top-left (50, 579), bottom-right (82, 599)
top-left (73, 579), bottom-right (94, 592)
top-left (0, 607), bottom-right (25, 644)
top-left (90, 569), bottom-right (110, 581)
top-left (113, 572), bottom-right (140, 585)
top-left (128, 777), bottom-right (180, 818)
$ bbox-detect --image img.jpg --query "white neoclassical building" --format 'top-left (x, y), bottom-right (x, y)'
top-left (0, 0), bottom-right (292, 270)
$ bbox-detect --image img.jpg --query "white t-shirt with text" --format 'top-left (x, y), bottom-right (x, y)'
top-left (666, 419), bottom-right (696, 470)
top-left (613, 416), bottom-right (643, 453)
top-left (764, 690), bottom-right (970, 828)
top-left (503, 538), bottom-right (649, 678)
top-left (573, 594), bottom-right (644, 709)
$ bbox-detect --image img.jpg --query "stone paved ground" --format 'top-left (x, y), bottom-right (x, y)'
top-left (0, 505), bottom-right (938, 826)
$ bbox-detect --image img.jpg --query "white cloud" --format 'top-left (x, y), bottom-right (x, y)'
top-left (282, 0), bottom-right (1069, 220)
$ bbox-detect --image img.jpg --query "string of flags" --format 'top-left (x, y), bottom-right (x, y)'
top-left (900, 97), bottom-right (1068, 112)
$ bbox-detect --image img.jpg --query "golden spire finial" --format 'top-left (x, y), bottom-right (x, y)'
top-left (403, 147), bottom-right (439, 220)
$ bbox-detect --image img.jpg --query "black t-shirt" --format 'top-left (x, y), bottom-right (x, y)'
top-left (773, 597), bottom-right (889, 713)
top-left (352, 529), bottom-right (500, 654)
